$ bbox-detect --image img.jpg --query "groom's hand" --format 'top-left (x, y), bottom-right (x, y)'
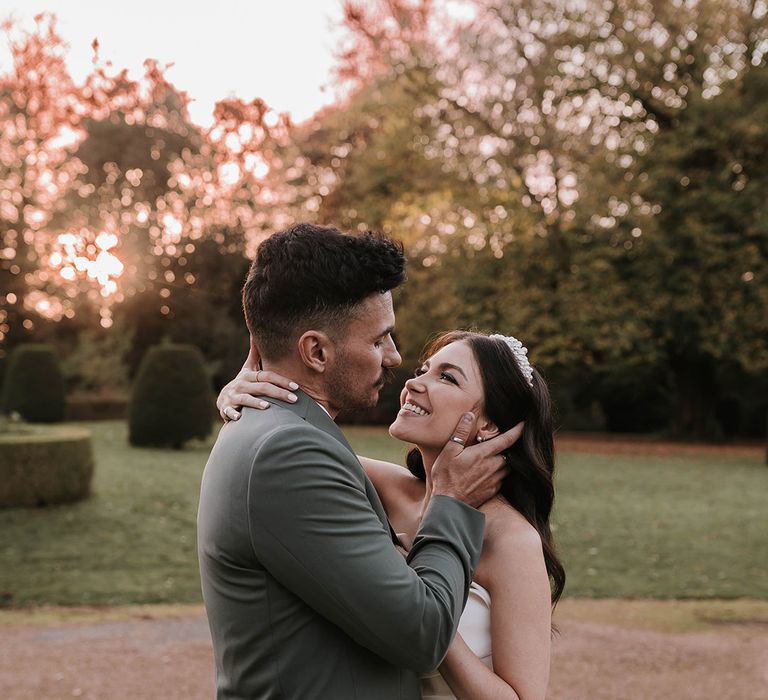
top-left (431, 413), bottom-right (524, 509)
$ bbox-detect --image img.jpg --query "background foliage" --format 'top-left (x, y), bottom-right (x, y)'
top-left (0, 344), bottom-right (66, 422)
top-left (128, 344), bottom-right (213, 448)
top-left (1, 1), bottom-right (766, 438)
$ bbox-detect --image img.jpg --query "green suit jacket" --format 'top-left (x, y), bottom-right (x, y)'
top-left (197, 391), bottom-right (485, 699)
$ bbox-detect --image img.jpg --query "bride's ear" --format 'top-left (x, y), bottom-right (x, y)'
top-left (475, 416), bottom-right (499, 443)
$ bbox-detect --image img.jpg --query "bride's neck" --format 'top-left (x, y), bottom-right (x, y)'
top-left (420, 449), bottom-right (439, 498)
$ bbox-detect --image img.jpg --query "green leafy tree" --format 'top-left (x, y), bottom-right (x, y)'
top-left (637, 67), bottom-right (768, 435)
top-left (331, 0), bottom-right (768, 434)
top-left (61, 323), bottom-right (132, 397)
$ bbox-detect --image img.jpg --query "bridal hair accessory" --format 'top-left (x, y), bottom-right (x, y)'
top-left (489, 334), bottom-right (534, 387)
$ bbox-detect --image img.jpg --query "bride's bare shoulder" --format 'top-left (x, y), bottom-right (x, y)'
top-left (476, 499), bottom-right (546, 583)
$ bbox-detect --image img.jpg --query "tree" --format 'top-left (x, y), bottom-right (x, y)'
top-left (0, 15), bottom-right (298, 393)
top-left (637, 66), bottom-right (768, 435)
top-left (331, 0), bottom-right (768, 434)
top-left (0, 14), bottom-right (85, 356)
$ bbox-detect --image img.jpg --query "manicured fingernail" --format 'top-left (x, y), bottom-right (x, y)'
top-left (232, 413), bottom-right (240, 420)
top-left (259, 401), bottom-right (269, 409)
top-left (289, 382), bottom-right (299, 390)
top-left (461, 412), bottom-right (474, 423)
top-left (288, 393), bottom-right (297, 402)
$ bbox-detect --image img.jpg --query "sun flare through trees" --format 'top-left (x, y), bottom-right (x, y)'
top-left (0, 14), bottom-right (304, 346)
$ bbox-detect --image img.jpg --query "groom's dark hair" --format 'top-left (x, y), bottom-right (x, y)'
top-left (243, 223), bottom-right (406, 360)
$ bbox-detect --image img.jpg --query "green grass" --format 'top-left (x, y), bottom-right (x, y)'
top-left (555, 451), bottom-right (767, 598)
top-left (0, 421), bottom-right (211, 607)
top-left (0, 422), bottom-right (765, 606)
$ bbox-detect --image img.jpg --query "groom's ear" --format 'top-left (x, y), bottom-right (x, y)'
top-left (297, 330), bottom-right (333, 373)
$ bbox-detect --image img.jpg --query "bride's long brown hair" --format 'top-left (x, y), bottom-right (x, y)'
top-left (406, 331), bottom-right (566, 606)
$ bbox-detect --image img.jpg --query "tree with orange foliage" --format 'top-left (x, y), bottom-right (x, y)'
top-left (0, 14), bottom-right (305, 389)
top-left (0, 14), bottom-right (85, 354)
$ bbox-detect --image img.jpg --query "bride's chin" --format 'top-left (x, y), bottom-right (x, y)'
top-left (388, 418), bottom-right (416, 442)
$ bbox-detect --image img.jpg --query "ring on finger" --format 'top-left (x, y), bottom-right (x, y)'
top-left (449, 435), bottom-right (466, 447)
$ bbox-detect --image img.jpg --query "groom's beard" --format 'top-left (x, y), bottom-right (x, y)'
top-left (377, 367), bottom-right (394, 389)
top-left (325, 364), bottom-right (393, 412)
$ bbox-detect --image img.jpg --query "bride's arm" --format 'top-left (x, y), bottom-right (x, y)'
top-left (438, 525), bottom-right (552, 700)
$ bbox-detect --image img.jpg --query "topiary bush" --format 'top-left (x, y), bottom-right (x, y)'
top-left (129, 344), bottom-right (213, 448)
top-left (1, 344), bottom-right (67, 423)
top-left (0, 424), bottom-right (94, 507)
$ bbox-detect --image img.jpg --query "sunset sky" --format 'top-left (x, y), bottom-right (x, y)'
top-left (0, 0), bottom-right (346, 125)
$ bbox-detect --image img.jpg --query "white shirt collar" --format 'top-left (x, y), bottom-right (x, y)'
top-left (313, 398), bottom-right (332, 418)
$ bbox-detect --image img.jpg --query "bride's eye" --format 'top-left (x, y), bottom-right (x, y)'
top-left (440, 371), bottom-right (458, 385)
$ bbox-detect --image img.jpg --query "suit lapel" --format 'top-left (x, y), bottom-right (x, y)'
top-left (263, 391), bottom-right (397, 543)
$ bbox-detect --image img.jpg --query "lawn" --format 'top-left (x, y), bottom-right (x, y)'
top-left (0, 422), bottom-right (765, 606)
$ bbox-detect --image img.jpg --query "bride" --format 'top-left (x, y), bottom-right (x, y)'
top-left (218, 330), bottom-right (565, 700)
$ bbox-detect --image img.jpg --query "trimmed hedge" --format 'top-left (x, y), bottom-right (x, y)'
top-left (1, 344), bottom-right (67, 423)
top-left (0, 426), bottom-right (94, 507)
top-left (129, 344), bottom-right (213, 448)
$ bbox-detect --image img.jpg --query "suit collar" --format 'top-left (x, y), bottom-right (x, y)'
top-left (262, 391), bottom-right (357, 459)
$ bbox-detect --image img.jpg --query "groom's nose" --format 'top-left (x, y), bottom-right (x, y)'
top-left (383, 336), bottom-right (401, 368)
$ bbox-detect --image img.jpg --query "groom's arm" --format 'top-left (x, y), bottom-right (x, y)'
top-left (248, 425), bottom-right (484, 672)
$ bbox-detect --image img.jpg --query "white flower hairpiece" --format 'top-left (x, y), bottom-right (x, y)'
top-left (489, 334), bottom-right (534, 387)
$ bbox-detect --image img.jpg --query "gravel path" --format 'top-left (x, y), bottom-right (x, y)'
top-left (1, 603), bottom-right (766, 699)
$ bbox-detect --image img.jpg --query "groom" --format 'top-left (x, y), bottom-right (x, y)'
top-left (198, 223), bottom-right (518, 699)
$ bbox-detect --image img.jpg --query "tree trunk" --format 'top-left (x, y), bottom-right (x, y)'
top-left (669, 355), bottom-right (719, 439)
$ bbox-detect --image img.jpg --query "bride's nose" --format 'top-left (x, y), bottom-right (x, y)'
top-left (404, 375), bottom-right (425, 393)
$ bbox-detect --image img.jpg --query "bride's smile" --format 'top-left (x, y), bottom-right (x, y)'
top-left (399, 401), bottom-right (431, 416)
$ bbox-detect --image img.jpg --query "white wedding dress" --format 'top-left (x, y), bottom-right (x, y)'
top-left (421, 581), bottom-right (493, 699)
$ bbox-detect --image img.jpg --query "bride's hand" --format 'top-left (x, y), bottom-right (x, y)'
top-left (217, 343), bottom-right (299, 421)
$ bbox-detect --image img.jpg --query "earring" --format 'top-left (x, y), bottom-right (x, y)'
top-left (477, 436), bottom-right (484, 442)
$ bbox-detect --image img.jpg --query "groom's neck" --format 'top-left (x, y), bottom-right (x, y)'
top-left (261, 359), bottom-right (338, 419)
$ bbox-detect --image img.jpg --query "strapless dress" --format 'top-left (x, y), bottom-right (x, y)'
top-left (421, 581), bottom-right (492, 699)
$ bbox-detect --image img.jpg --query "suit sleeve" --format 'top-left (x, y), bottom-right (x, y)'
top-left (246, 425), bottom-right (485, 672)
